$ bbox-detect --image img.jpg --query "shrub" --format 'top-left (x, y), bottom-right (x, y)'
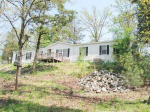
top-left (121, 53), bottom-right (143, 86)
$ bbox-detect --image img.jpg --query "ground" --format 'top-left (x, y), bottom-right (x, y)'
top-left (0, 62), bottom-right (150, 112)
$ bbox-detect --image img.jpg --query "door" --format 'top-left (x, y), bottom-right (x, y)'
top-left (48, 49), bottom-right (51, 54)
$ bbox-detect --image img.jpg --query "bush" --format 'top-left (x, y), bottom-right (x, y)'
top-left (92, 60), bottom-right (122, 73)
top-left (92, 53), bottom-right (143, 87)
top-left (121, 53), bottom-right (143, 86)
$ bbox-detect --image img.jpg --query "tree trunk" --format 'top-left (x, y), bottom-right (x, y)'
top-left (15, 46), bottom-right (22, 91)
top-left (32, 33), bottom-right (42, 72)
top-left (148, 96), bottom-right (150, 104)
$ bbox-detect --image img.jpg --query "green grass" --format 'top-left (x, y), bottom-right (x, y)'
top-left (95, 99), bottom-right (150, 112)
top-left (0, 99), bottom-right (83, 112)
top-left (0, 71), bottom-right (12, 80)
top-left (0, 62), bottom-right (150, 112)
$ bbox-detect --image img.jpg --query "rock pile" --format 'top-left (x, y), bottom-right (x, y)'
top-left (78, 70), bottom-right (130, 93)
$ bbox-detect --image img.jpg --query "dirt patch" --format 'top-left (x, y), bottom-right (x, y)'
top-left (56, 75), bottom-right (82, 90)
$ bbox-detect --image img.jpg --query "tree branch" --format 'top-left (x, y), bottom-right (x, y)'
top-left (5, 0), bottom-right (21, 12)
top-left (3, 13), bottom-right (19, 40)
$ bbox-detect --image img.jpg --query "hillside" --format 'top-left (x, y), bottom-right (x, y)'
top-left (0, 63), bottom-right (150, 112)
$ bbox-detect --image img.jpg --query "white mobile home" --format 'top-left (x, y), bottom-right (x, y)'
top-left (12, 41), bottom-right (114, 63)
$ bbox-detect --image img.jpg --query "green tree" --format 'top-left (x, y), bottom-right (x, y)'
top-left (31, 1), bottom-right (75, 72)
top-left (1, 0), bottom-right (57, 91)
top-left (131, 0), bottom-right (150, 43)
top-left (111, 0), bottom-right (143, 86)
top-left (2, 28), bottom-right (32, 62)
top-left (130, 0), bottom-right (150, 103)
top-left (2, 29), bottom-right (18, 61)
top-left (48, 10), bottom-right (75, 43)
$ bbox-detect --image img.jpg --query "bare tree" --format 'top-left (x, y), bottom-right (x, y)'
top-left (0, 0), bottom-right (52, 91)
top-left (60, 17), bottom-right (85, 44)
top-left (67, 18), bottom-right (85, 44)
top-left (81, 6), bottom-right (111, 42)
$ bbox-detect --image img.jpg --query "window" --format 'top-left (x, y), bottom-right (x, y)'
top-left (56, 49), bottom-right (62, 55)
top-left (101, 45), bottom-right (107, 54)
top-left (63, 49), bottom-right (69, 57)
top-left (145, 43), bottom-right (149, 48)
top-left (15, 54), bottom-right (18, 60)
top-left (79, 47), bottom-right (88, 56)
top-left (100, 45), bottom-right (109, 55)
top-left (26, 52), bottom-right (32, 60)
top-left (39, 51), bottom-right (43, 54)
top-left (57, 49), bottom-right (70, 57)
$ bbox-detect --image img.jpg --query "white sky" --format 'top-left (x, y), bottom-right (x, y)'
top-left (65, 0), bottom-right (116, 42)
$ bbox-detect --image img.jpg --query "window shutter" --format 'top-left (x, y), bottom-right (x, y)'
top-left (107, 45), bottom-right (109, 55)
top-left (30, 52), bottom-right (32, 59)
top-left (113, 48), bottom-right (116, 54)
top-left (79, 47), bottom-right (81, 55)
top-left (15, 54), bottom-right (18, 60)
top-left (99, 46), bottom-right (102, 55)
top-left (68, 48), bottom-right (70, 57)
top-left (26, 53), bottom-right (27, 60)
top-left (86, 47), bottom-right (88, 56)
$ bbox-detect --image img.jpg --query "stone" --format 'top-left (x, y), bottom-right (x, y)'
top-left (102, 87), bottom-right (107, 92)
top-left (77, 70), bottom-right (129, 93)
top-left (113, 89), bottom-right (118, 92)
top-left (124, 89), bottom-right (130, 93)
top-left (92, 86), bottom-right (99, 91)
top-left (96, 89), bottom-right (101, 93)
top-left (23, 76), bottom-right (30, 78)
top-left (84, 89), bottom-right (89, 92)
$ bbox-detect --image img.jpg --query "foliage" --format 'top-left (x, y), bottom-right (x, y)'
top-left (138, 55), bottom-right (150, 80)
top-left (0, 55), bottom-right (2, 62)
top-left (93, 60), bottom-right (122, 73)
top-left (31, 4), bottom-right (75, 47)
top-left (77, 50), bottom-right (86, 78)
top-left (121, 53), bottom-right (143, 86)
top-left (130, 0), bottom-right (150, 83)
top-left (131, 0), bottom-right (150, 43)
top-left (47, 9), bottom-right (75, 43)
top-left (31, 0), bottom-right (75, 72)
top-left (110, 0), bottom-right (144, 86)
top-left (2, 28), bottom-right (32, 61)
top-left (2, 29), bottom-right (18, 61)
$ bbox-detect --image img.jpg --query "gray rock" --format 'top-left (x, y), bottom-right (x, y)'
top-left (113, 89), bottom-right (118, 92)
top-left (77, 70), bottom-right (130, 93)
top-left (84, 89), bottom-right (89, 92)
top-left (96, 89), bottom-right (101, 93)
top-left (92, 86), bottom-right (99, 91)
top-left (102, 87), bottom-right (107, 92)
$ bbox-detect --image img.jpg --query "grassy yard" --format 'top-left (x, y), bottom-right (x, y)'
top-left (0, 62), bottom-right (150, 112)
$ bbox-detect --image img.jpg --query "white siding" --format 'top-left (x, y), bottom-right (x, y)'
top-left (12, 51), bottom-right (17, 64)
top-left (22, 50), bottom-right (35, 63)
top-left (12, 42), bottom-right (114, 63)
top-left (69, 43), bottom-right (114, 62)
top-left (46, 43), bottom-right (73, 60)
top-left (12, 50), bottom-right (35, 64)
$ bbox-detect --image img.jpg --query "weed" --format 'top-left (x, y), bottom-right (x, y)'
top-left (13, 91), bottom-right (18, 95)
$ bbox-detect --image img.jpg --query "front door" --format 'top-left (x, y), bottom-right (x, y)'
top-left (48, 49), bottom-right (51, 54)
